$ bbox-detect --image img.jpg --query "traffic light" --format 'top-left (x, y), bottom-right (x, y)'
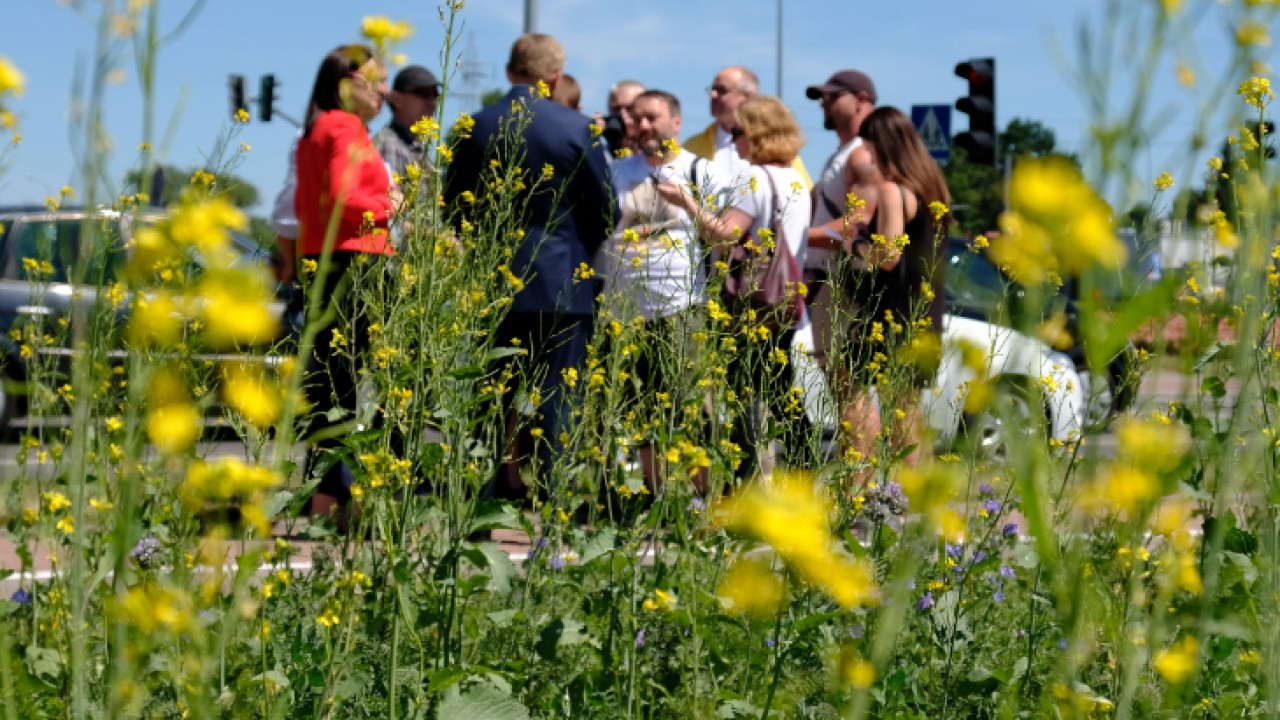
top-left (259, 74), bottom-right (278, 123)
top-left (954, 58), bottom-right (996, 166)
top-left (228, 74), bottom-right (247, 120)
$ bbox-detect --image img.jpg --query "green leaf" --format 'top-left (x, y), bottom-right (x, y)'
top-left (535, 618), bottom-right (596, 661)
top-left (449, 365), bottom-right (485, 380)
top-left (436, 681), bottom-right (530, 720)
top-left (716, 699), bottom-right (763, 718)
top-left (1194, 340), bottom-right (1235, 373)
top-left (469, 501), bottom-right (521, 533)
top-left (333, 670), bottom-right (369, 701)
top-left (1201, 376), bottom-right (1227, 399)
top-left (578, 527), bottom-right (618, 565)
top-left (1084, 276), bottom-right (1180, 374)
top-left (475, 542), bottom-right (516, 594)
top-left (792, 610), bottom-right (841, 635)
top-left (25, 646), bottom-right (62, 683)
top-left (483, 347), bottom-right (528, 363)
top-left (426, 666), bottom-right (470, 695)
top-left (0, 600), bottom-right (19, 619)
top-left (1014, 542), bottom-right (1039, 569)
top-left (264, 490), bottom-right (295, 519)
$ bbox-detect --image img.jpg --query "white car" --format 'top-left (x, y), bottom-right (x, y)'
top-left (791, 315), bottom-right (1090, 455)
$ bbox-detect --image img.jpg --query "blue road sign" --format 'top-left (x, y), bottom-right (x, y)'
top-left (911, 105), bottom-right (952, 162)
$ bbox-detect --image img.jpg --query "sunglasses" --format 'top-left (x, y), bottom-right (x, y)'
top-left (729, 127), bottom-right (745, 140)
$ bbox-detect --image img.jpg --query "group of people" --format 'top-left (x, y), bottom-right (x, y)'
top-left (277, 33), bottom-right (951, 515)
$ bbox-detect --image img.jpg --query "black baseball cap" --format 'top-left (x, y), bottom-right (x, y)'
top-left (805, 70), bottom-right (877, 103)
top-left (392, 65), bottom-right (441, 96)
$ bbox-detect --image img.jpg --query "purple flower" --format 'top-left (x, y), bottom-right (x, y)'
top-left (945, 543), bottom-right (963, 558)
top-left (1002, 522), bottom-right (1019, 537)
top-left (130, 536), bottom-right (164, 569)
top-left (979, 483), bottom-right (994, 496)
top-left (1017, 629), bottom-right (1027, 639)
top-left (765, 637), bottom-right (776, 649)
top-left (984, 499), bottom-right (1002, 515)
top-left (918, 592), bottom-right (935, 611)
top-left (907, 579), bottom-right (916, 590)
top-left (994, 591), bottom-right (1006, 602)
top-left (635, 629), bottom-right (646, 647)
top-left (689, 497), bottom-right (706, 512)
top-left (972, 551), bottom-right (988, 563)
top-left (1000, 565), bottom-right (1015, 579)
top-left (10, 588), bottom-right (31, 605)
top-left (1058, 638), bottom-right (1069, 651)
top-left (849, 625), bottom-right (865, 639)
top-left (549, 555), bottom-right (566, 571)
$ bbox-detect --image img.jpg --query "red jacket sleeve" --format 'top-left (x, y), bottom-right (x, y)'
top-left (318, 113), bottom-right (393, 226)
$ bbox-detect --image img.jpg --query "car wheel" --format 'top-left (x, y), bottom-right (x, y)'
top-left (960, 378), bottom-right (1046, 460)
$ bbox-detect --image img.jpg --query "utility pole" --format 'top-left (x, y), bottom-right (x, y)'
top-left (776, 0), bottom-right (783, 97)
top-left (524, 0), bottom-right (536, 33)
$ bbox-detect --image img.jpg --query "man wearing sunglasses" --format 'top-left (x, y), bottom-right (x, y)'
top-left (683, 65), bottom-right (811, 187)
top-left (802, 69), bottom-right (878, 374)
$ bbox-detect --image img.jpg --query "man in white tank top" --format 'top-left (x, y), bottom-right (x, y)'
top-left (801, 70), bottom-right (878, 372)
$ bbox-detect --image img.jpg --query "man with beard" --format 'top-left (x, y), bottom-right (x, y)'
top-left (598, 89), bottom-right (729, 492)
top-left (802, 70), bottom-right (878, 374)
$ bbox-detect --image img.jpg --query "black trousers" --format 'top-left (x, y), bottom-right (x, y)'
top-left (301, 252), bottom-right (374, 502)
top-left (485, 311), bottom-right (593, 496)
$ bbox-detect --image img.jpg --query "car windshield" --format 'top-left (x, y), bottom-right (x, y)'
top-left (945, 239), bottom-right (1007, 318)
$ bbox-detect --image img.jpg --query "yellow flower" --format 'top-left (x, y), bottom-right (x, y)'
top-left (43, 491), bottom-right (72, 514)
top-left (1154, 636), bottom-right (1199, 684)
top-left (196, 268), bottom-right (281, 348)
top-left (642, 588), bottom-right (678, 612)
top-left (222, 364), bottom-right (281, 428)
top-left (1238, 76), bottom-right (1274, 110)
top-left (536, 79), bottom-right (551, 98)
top-left (1154, 172), bottom-right (1174, 192)
top-left (55, 515), bottom-right (75, 535)
top-left (541, 163), bottom-right (554, 181)
top-left (717, 473), bottom-right (878, 608)
top-left (718, 560), bottom-right (785, 617)
top-left (0, 56), bottom-right (26, 97)
top-left (147, 402), bottom-right (202, 455)
top-left (452, 112), bottom-right (475, 138)
top-left (1236, 22), bottom-right (1271, 48)
top-left (1176, 64), bottom-right (1195, 88)
top-left (127, 291), bottom-right (182, 347)
top-left (115, 584), bottom-right (195, 635)
top-left (842, 657), bottom-right (876, 689)
top-left (361, 16), bottom-right (414, 54)
top-left (89, 498), bottom-right (114, 512)
top-left (928, 200), bottom-right (949, 222)
top-left (235, 108), bottom-right (249, 123)
top-left (1082, 464), bottom-right (1156, 516)
top-left (410, 115), bottom-right (439, 140)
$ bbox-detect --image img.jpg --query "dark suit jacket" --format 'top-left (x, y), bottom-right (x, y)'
top-left (445, 85), bottom-right (614, 316)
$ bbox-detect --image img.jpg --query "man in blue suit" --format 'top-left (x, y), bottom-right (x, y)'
top-left (445, 33), bottom-right (614, 499)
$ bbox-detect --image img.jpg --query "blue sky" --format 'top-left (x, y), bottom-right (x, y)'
top-left (2, 0), bottom-right (1274, 215)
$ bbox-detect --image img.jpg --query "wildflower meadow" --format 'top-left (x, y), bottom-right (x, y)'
top-left (2, 1), bottom-right (1280, 718)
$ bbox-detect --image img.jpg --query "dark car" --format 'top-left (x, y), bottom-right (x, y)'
top-left (0, 205), bottom-right (298, 430)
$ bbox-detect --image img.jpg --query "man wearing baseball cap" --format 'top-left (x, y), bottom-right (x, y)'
top-left (802, 69), bottom-right (877, 374)
top-left (373, 65), bottom-right (442, 179)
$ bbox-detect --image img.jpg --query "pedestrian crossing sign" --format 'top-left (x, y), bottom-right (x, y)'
top-left (911, 105), bottom-right (952, 162)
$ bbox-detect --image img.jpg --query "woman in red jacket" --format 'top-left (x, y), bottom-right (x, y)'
top-left (293, 44), bottom-right (393, 520)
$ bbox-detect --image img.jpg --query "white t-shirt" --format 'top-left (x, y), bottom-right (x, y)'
top-left (711, 124), bottom-right (748, 181)
top-left (731, 164), bottom-right (812, 329)
top-left (806, 137), bottom-right (861, 270)
top-left (733, 164), bottom-right (811, 263)
top-left (599, 150), bottom-right (731, 319)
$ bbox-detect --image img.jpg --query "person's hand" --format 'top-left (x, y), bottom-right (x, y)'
top-left (655, 180), bottom-right (693, 212)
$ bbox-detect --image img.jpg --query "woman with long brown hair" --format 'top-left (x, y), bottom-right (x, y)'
top-left (838, 106), bottom-right (950, 469)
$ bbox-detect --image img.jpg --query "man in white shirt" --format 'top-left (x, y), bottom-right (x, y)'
top-left (599, 89), bottom-right (728, 491)
top-left (802, 69), bottom-right (878, 372)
